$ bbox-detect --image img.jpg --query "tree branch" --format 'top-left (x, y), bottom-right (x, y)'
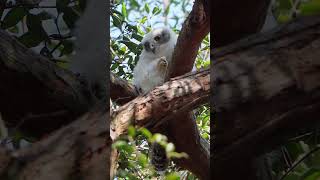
top-left (0, 102), bottom-right (108, 180)
top-left (169, 0), bottom-right (210, 78)
top-left (213, 15), bottom-right (320, 179)
top-left (110, 72), bottom-right (137, 105)
top-left (0, 29), bottom-right (94, 136)
top-left (110, 69), bottom-right (209, 140)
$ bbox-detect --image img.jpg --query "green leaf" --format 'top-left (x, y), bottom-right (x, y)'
top-left (137, 154), bottom-right (148, 167)
top-left (121, 2), bottom-right (127, 19)
top-left (119, 40), bottom-right (138, 54)
top-left (112, 140), bottom-right (127, 149)
top-left (164, 6), bottom-right (170, 15)
top-left (277, 13), bottom-right (291, 23)
top-left (130, 0), bottom-right (139, 8)
top-left (167, 152), bottom-right (189, 159)
top-left (111, 62), bottom-right (120, 70)
top-left (140, 16), bottom-right (147, 24)
top-left (61, 40), bottom-right (74, 56)
top-left (166, 142), bottom-right (175, 152)
top-left (26, 14), bottom-right (47, 37)
top-left (152, 133), bottom-right (167, 143)
top-left (282, 174), bottom-right (300, 180)
top-left (18, 32), bottom-right (44, 48)
top-left (301, 168), bottom-right (320, 180)
top-left (152, 6), bottom-right (161, 15)
top-left (128, 126), bottom-right (136, 138)
top-left (278, 0), bottom-right (292, 11)
top-left (165, 172), bottom-right (180, 180)
top-left (56, 0), bottom-right (70, 13)
top-left (112, 13), bottom-right (122, 29)
top-left (132, 33), bottom-right (143, 41)
top-left (144, 3), bottom-right (150, 13)
top-left (138, 128), bottom-right (152, 140)
top-left (62, 7), bottom-right (80, 29)
top-left (7, 25), bottom-right (19, 33)
top-left (1, 8), bottom-right (28, 29)
top-left (300, 0), bottom-right (320, 16)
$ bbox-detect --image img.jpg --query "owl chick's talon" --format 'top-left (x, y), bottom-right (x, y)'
top-left (158, 57), bottom-right (168, 70)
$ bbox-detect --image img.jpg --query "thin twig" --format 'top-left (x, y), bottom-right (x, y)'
top-left (279, 145), bottom-right (320, 180)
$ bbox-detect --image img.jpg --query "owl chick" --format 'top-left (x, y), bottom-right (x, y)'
top-left (132, 27), bottom-right (177, 173)
top-left (133, 26), bottom-right (177, 94)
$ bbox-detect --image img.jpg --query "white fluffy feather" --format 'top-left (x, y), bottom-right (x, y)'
top-left (133, 27), bottom-right (177, 93)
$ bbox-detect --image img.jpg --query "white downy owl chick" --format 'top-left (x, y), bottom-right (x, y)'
top-left (133, 26), bottom-right (177, 94)
top-left (133, 27), bottom-right (177, 173)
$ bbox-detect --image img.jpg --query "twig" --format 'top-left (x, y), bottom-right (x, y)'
top-left (279, 145), bottom-right (320, 180)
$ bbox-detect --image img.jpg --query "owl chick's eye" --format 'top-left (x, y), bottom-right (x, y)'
top-left (154, 35), bottom-right (160, 41)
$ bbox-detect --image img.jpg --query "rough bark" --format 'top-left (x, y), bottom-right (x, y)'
top-left (0, 103), bottom-right (108, 180)
top-left (111, 69), bottom-right (209, 140)
top-left (0, 29), bottom-right (95, 136)
top-left (110, 72), bottom-right (137, 105)
top-left (168, 0), bottom-right (210, 78)
top-left (165, 1), bottom-right (210, 178)
top-left (213, 15), bottom-right (320, 180)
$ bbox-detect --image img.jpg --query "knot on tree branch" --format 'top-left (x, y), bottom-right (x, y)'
top-left (190, 0), bottom-right (207, 27)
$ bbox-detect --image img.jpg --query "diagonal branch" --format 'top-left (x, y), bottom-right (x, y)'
top-left (110, 69), bottom-right (209, 140)
top-left (0, 102), bottom-right (108, 180)
top-left (0, 29), bottom-right (96, 136)
top-left (213, 15), bottom-right (320, 179)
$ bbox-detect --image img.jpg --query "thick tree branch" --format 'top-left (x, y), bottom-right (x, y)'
top-left (110, 72), bottom-right (137, 105)
top-left (169, 0), bottom-right (210, 78)
top-left (165, 1), bottom-right (211, 178)
top-left (0, 29), bottom-right (94, 136)
top-left (110, 69), bottom-right (209, 140)
top-left (0, 103), bottom-right (108, 180)
top-left (213, 15), bottom-right (320, 179)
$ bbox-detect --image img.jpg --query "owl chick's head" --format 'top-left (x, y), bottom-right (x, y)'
top-left (140, 26), bottom-right (177, 54)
